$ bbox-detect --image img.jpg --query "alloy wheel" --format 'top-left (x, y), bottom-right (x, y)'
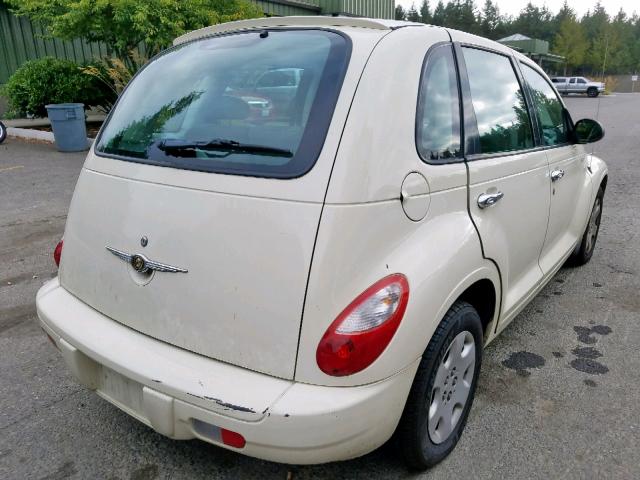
top-left (585, 196), bottom-right (602, 254)
top-left (427, 330), bottom-right (476, 444)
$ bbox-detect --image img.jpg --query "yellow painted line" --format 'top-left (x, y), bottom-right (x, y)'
top-left (0, 165), bottom-right (24, 173)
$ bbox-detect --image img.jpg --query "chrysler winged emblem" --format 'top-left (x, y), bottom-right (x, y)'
top-left (106, 246), bottom-right (188, 273)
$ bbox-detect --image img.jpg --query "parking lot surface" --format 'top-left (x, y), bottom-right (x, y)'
top-left (1, 95), bottom-right (639, 479)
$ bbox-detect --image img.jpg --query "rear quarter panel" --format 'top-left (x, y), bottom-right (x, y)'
top-left (295, 194), bottom-right (500, 386)
top-left (295, 26), bottom-right (500, 386)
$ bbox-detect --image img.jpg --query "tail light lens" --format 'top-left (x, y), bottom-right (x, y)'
top-left (316, 274), bottom-right (409, 376)
top-left (53, 240), bottom-right (63, 267)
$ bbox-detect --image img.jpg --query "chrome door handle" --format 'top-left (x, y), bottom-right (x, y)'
top-left (551, 169), bottom-right (565, 182)
top-left (477, 191), bottom-right (504, 209)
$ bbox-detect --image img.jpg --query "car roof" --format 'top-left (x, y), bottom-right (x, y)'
top-left (173, 16), bottom-right (428, 45)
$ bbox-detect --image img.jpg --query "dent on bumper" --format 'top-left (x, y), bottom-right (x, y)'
top-left (36, 279), bottom-right (418, 464)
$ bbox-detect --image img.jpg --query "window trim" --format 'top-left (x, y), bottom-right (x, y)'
top-left (452, 42), bottom-right (480, 157)
top-left (414, 41), bottom-right (464, 165)
top-left (455, 43), bottom-right (537, 161)
top-left (92, 27), bottom-right (353, 180)
top-left (518, 60), bottom-right (575, 151)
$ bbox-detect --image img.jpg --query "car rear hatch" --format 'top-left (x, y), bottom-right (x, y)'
top-left (57, 27), bottom-right (380, 380)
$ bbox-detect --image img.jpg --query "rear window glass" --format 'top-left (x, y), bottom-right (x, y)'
top-left (95, 30), bottom-right (350, 178)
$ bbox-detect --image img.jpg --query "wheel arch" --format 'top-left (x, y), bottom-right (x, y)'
top-left (431, 263), bottom-right (501, 347)
top-left (600, 174), bottom-right (608, 192)
top-left (457, 278), bottom-right (498, 342)
top-left (588, 154), bottom-right (608, 202)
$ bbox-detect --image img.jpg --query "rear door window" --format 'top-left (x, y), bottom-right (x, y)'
top-left (521, 64), bottom-right (569, 146)
top-left (462, 47), bottom-right (533, 155)
top-left (416, 44), bottom-right (461, 163)
top-left (96, 30), bottom-right (351, 178)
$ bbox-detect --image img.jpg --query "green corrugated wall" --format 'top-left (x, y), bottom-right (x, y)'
top-left (0, 0), bottom-right (394, 84)
top-left (0, 5), bottom-right (108, 84)
top-left (252, 0), bottom-right (320, 16)
top-left (320, 0), bottom-right (395, 19)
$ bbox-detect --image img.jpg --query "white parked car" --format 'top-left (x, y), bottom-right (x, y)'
top-left (551, 76), bottom-right (605, 97)
top-left (37, 17), bottom-right (608, 469)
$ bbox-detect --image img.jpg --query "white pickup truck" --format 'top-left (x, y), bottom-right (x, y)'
top-left (551, 76), bottom-right (605, 97)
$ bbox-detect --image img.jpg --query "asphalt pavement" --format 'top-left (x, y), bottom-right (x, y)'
top-left (0, 94), bottom-right (638, 479)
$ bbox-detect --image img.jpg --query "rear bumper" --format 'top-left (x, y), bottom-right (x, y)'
top-left (36, 278), bottom-right (418, 464)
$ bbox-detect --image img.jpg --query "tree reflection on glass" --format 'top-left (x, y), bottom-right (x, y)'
top-left (101, 90), bottom-right (203, 158)
top-left (478, 89), bottom-right (533, 154)
top-left (463, 47), bottom-right (535, 155)
top-left (521, 64), bottom-right (569, 146)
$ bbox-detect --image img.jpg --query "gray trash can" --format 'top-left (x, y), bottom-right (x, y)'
top-left (45, 103), bottom-right (88, 152)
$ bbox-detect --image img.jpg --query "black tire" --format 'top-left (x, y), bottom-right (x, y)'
top-left (0, 121), bottom-right (6, 144)
top-left (587, 87), bottom-right (599, 97)
top-left (568, 187), bottom-right (604, 266)
top-left (396, 301), bottom-right (483, 470)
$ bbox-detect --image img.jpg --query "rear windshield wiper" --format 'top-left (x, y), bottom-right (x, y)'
top-left (157, 139), bottom-right (293, 158)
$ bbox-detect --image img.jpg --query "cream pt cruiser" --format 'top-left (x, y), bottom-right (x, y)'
top-left (37, 17), bottom-right (608, 469)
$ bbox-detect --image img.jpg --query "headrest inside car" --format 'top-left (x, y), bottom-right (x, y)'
top-left (204, 95), bottom-right (250, 122)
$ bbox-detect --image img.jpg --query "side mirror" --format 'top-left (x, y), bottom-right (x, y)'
top-left (574, 118), bottom-right (605, 144)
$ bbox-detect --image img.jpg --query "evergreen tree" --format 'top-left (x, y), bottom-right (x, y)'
top-left (512, 2), bottom-right (554, 41)
top-left (407, 3), bottom-right (421, 22)
top-left (432, 1), bottom-right (446, 26)
top-left (420, 0), bottom-right (432, 24)
top-left (553, 17), bottom-right (588, 74)
top-left (479, 0), bottom-right (501, 39)
top-left (395, 4), bottom-right (407, 21)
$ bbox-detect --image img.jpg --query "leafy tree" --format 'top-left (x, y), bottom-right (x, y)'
top-left (11, 0), bottom-right (640, 78)
top-left (6, 0), bottom-right (263, 62)
top-left (553, 17), bottom-right (588, 74)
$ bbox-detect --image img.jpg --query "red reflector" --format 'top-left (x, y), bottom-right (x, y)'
top-left (221, 428), bottom-right (246, 448)
top-left (53, 240), bottom-right (63, 267)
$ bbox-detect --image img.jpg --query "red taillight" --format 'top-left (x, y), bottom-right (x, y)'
top-left (53, 240), bottom-right (63, 267)
top-left (221, 428), bottom-right (246, 448)
top-left (316, 274), bottom-right (409, 377)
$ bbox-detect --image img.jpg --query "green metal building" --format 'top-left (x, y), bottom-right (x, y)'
top-left (498, 34), bottom-right (565, 73)
top-left (0, 0), bottom-right (395, 84)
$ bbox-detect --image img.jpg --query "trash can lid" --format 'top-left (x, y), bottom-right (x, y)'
top-left (45, 103), bottom-right (85, 110)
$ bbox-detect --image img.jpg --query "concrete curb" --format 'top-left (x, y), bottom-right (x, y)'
top-left (7, 126), bottom-right (94, 146)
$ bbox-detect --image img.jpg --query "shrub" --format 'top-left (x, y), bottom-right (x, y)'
top-left (82, 50), bottom-right (149, 97)
top-left (2, 57), bottom-right (116, 118)
top-left (603, 75), bottom-right (619, 94)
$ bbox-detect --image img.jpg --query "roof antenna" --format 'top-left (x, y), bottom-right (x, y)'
top-left (593, 34), bottom-right (608, 156)
top-left (259, 30), bottom-right (269, 39)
